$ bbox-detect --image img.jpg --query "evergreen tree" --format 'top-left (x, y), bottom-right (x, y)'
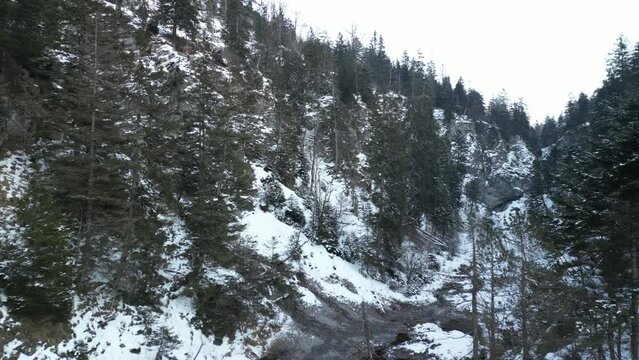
top-left (509, 208), bottom-right (530, 360)
top-left (363, 32), bottom-right (392, 93)
top-left (454, 77), bottom-right (468, 115)
top-left (477, 217), bottom-right (505, 360)
top-left (555, 38), bottom-right (639, 359)
top-left (488, 92), bottom-right (512, 140)
top-left (366, 96), bottom-right (411, 268)
top-left (466, 89), bottom-right (485, 120)
top-left (406, 92), bottom-right (438, 220)
top-left (540, 117), bottom-right (558, 148)
top-left (511, 99), bottom-right (531, 143)
top-left (3, 174), bottom-right (73, 322)
top-left (563, 93), bottom-right (590, 130)
top-left (334, 33), bottom-right (357, 104)
top-left (157, 0), bottom-right (198, 38)
top-left (224, 0), bottom-right (254, 59)
top-left (436, 76), bottom-right (455, 121)
top-left (1, 0), bottom-right (61, 73)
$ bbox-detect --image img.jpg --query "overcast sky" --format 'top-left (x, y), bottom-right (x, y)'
top-left (275, 0), bottom-right (639, 123)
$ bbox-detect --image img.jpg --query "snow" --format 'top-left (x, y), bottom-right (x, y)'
top-left (492, 138), bottom-right (534, 180)
top-left (0, 3), bottom-right (571, 357)
top-left (242, 203), bottom-right (406, 307)
top-left (5, 292), bottom-right (290, 360)
top-left (3, 339), bottom-right (23, 358)
top-left (400, 323), bottom-right (472, 359)
top-left (416, 233), bottom-right (472, 308)
top-left (0, 151), bottom-right (31, 201)
top-left (205, 266), bottom-right (242, 285)
top-left (243, 163), bottom-right (411, 308)
top-left (157, 214), bottom-right (192, 290)
top-left (297, 287), bottom-right (321, 307)
top-left (0, 292), bottom-right (8, 325)
top-left (543, 194), bottom-right (555, 209)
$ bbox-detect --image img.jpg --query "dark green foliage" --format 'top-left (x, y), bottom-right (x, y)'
top-left (563, 93), bottom-right (590, 130)
top-left (454, 78), bottom-right (468, 115)
top-left (157, 0), bottom-right (198, 37)
top-left (466, 89), bottom-right (486, 121)
top-left (313, 201), bottom-right (340, 255)
top-left (270, 96), bottom-right (306, 187)
top-left (335, 34), bottom-right (358, 104)
top-left (367, 96), bottom-right (412, 265)
top-left (436, 76), bottom-right (455, 121)
top-left (301, 31), bottom-right (333, 93)
top-left (195, 281), bottom-right (250, 341)
top-left (465, 177), bottom-right (481, 204)
top-left (552, 37), bottom-right (639, 358)
top-left (406, 93), bottom-right (462, 235)
top-left (363, 32), bottom-right (392, 94)
top-left (526, 160), bottom-right (551, 244)
top-left (0, 0), bottom-right (61, 75)
top-left (540, 117), bottom-right (559, 148)
top-left (5, 175), bottom-right (73, 322)
top-left (223, 0), bottom-right (253, 59)
top-left (511, 99), bottom-right (531, 143)
top-left (174, 57), bottom-right (255, 292)
top-left (488, 93), bottom-right (512, 140)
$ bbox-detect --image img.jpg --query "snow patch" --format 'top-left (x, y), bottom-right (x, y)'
top-left (400, 323), bottom-right (472, 359)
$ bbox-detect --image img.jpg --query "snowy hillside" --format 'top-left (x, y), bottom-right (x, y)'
top-left (4, 0), bottom-right (636, 359)
top-left (0, 102), bottom-right (544, 360)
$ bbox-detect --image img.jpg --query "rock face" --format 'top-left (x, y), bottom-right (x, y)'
top-left (483, 177), bottom-right (525, 211)
top-left (480, 140), bottom-right (534, 210)
top-left (450, 115), bottom-right (535, 211)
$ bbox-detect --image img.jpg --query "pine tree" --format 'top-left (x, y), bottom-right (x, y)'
top-left (157, 0), bottom-right (198, 38)
top-left (509, 207), bottom-right (530, 360)
top-left (454, 77), bottom-right (468, 115)
top-left (466, 192), bottom-right (480, 359)
top-left (563, 93), bottom-right (590, 130)
top-left (1, 0), bottom-right (61, 73)
top-left (4, 174), bottom-right (73, 322)
top-left (335, 33), bottom-right (357, 105)
top-left (488, 92), bottom-right (512, 140)
top-left (511, 99), bottom-right (530, 142)
top-left (466, 89), bottom-right (485, 121)
top-left (478, 217), bottom-right (504, 360)
top-left (366, 96), bottom-right (411, 267)
top-left (540, 117), bottom-right (558, 148)
top-left (223, 0), bottom-right (252, 58)
top-left (40, 1), bottom-right (137, 291)
top-left (555, 40), bottom-right (639, 356)
top-left (406, 92), bottom-right (438, 220)
top-left (436, 76), bottom-right (455, 121)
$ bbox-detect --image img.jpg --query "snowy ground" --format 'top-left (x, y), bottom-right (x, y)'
top-left (0, 150), bottom-right (477, 360)
top-left (395, 323), bottom-right (472, 359)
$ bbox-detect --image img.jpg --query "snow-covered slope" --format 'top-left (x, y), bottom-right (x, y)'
top-left (0, 0), bottom-right (561, 358)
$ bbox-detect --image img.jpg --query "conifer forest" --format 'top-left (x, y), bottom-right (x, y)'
top-left (1, 1), bottom-right (639, 359)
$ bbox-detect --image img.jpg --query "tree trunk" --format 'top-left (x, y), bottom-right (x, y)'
top-left (607, 312), bottom-right (616, 360)
top-left (489, 241), bottom-right (497, 360)
top-left (471, 217), bottom-right (479, 359)
top-left (118, 114), bottom-right (141, 291)
top-left (632, 236), bottom-right (638, 360)
top-left (361, 302), bottom-right (374, 360)
top-left (83, 14), bottom-right (99, 276)
top-left (520, 233), bottom-right (529, 360)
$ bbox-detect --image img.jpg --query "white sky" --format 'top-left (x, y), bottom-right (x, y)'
top-left (275, 0), bottom-right (639, 123)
